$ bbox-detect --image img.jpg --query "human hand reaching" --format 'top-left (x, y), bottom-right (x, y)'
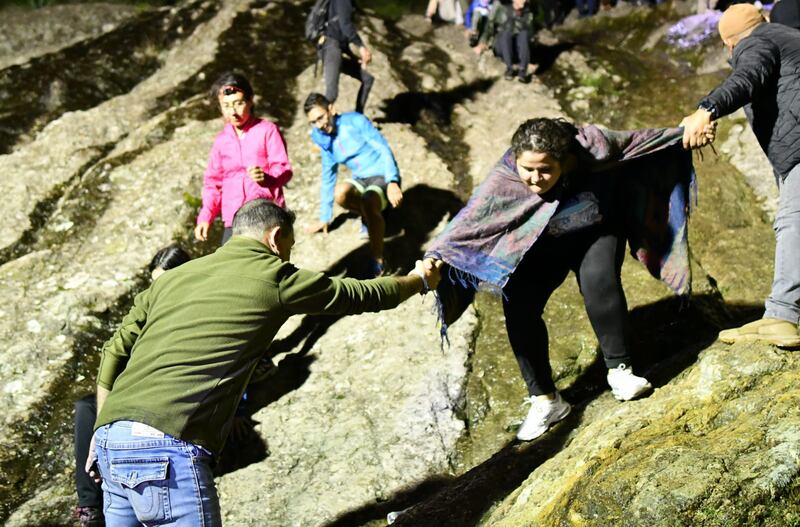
top-left (305, 221), bottom-right (329, 235)
top-left (410, 258), bottom-right (444, 293)
top-left (85, 434), bottom-right (101, 484)
top-left (680, 108), bottom-right (714, 150)
top-left (387, 182), bottom-right (403, 208)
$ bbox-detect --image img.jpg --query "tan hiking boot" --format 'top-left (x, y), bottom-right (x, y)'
top-left (718, 318), bottom-right (800, 348)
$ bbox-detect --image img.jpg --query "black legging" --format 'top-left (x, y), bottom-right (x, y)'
top-left (74, 395), bottom-right (102, 508)
top-left (502, 225), bottom-right (630, 396)
top-left (320, 38), bottom-right (374, 114)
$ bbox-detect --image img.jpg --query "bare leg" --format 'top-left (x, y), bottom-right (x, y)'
top-left (333, 182), bottom-right (384, 263)
top-left (361, 191), bottom-right (385, 262)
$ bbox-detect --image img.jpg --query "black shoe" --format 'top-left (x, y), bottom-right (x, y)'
top-left (468, 33), bottom-right (480, 47)
top-left (73, 507), bottom-right (105, 527)
top-left (517, 73), bottom-right (532, 84)
top-left (504, 69), bottom-right (515, 80)
top-left (250, 356), bottom-right (277, 384)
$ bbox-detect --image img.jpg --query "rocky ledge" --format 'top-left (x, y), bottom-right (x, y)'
top-left (0, 1), bottom-right (796, 526)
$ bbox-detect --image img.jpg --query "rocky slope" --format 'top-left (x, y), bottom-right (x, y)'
top-left (1, 1), bottom-right (797, 526)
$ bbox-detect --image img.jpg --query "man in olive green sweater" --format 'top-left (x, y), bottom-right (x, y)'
top-left (86, 199), bottom-right (441, 526)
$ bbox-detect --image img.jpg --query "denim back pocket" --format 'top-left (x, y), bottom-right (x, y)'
top-left (109, 457), bottom-right (171, 523)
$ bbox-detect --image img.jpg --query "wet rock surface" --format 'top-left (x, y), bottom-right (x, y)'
top-left (1, 2), bottom-right (797, 527)
top-left (0, 3), bottom-right (138, 70)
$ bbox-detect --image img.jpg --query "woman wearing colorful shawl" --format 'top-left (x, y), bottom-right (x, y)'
top-left (427, 118), bottom-right (700, 441)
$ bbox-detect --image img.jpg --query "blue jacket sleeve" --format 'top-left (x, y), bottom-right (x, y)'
top-left (465, 0), bottom-right (475, 27)
top-left (319, 146), bottom-right (338, 223)
top-left (357, 114), bottom-right (401, 185)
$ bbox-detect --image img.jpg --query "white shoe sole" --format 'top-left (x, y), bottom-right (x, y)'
top-left (610, 383), bottom-right (652, 402)
top-left (516, 403), bottom-right (571, 441)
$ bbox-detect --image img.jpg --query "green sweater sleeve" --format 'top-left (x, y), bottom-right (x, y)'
top-left (96, 288), bottom-right (151, 390)
top-left (279, 266), bottom-right (402, 315)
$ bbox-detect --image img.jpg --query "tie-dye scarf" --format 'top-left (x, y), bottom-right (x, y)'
top-left (426, 125), bottom-right (696, 331)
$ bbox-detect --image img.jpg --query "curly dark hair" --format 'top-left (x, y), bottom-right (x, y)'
top-left (511, 118), bottom-right (579, 161)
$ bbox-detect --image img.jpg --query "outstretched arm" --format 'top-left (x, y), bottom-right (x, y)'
top-left (279, 259), bottom-right (443, 315)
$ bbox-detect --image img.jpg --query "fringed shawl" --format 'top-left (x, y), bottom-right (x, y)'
top-left (426, 125), bottom-right (696, 332)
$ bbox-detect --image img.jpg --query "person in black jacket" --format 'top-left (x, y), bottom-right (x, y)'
top-left (682, 4), bottom-right (800, 348)
top-left (319, 0), bottom-right (374, 114)
top-left (771, 0), bottom-right (800, 30)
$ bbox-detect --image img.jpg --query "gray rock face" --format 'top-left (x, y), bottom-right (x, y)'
top-left (2, 2), bottom-right (798, 527)
top-left (483, 342), bottom-right (800, 527)
top-left (1, 2), bottom-right (478, 525)
top-left (0, 4), bottom-right (137, 70)
top-left (720, 111), bottom-right (779, 219)
top-left (0, 0), bottom-right (254, 520)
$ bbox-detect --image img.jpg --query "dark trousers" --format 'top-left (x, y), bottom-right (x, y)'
top-left (494, 30), bottom-right (530, 74)
top-left (320, 39), bottom-right (374, 114)
top-left (576, 0), bottom-right (598, 16)
top-left (540, 0), bottom-right (560, 27)
top-left (74, 395), bottom-right (102, 508)
top-left (502, 226), bottom-right (630, 396)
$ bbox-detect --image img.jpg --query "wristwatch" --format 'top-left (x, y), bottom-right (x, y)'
top-left (697, 101), bottom-right (718, 120)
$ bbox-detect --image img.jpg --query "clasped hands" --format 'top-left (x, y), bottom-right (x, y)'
top-left (409, 258), bottom-right (444, 293)
top-left (680, 108), bottom-right (718, 150)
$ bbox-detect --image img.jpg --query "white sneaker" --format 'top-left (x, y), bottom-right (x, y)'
top-left (516, 392), bottom-right (571, 441)
top-left (607, 363), bottom-right (652, 401)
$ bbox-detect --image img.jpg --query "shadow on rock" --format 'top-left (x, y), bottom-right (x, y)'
top-left (377, 79), bottom-right (495, 127)
top-left (0, 0), bottom-right (219, 154)
top-left (214, 415), bottom-right (271, 477)
top-left (327, 408), bottom-right (585, 527)
top-left (319, 293), bottom-right (762, 526)
top-left (531, 41), bottom-right (575, 74)
top-left (225, 184), bottom-right (463, 473)
top-left (561, 294), bottom-right (762, 403)
top-left (377, 80), bottom-right (495, 193)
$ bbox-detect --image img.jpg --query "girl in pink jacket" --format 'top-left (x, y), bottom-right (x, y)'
top-left (195, 72), bottom-right (293, 244)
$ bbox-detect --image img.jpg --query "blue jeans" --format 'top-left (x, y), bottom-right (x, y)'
top-left (94, 421), bottom-right (221, 526)
top-left (765, 163), bottom-right (800, 324)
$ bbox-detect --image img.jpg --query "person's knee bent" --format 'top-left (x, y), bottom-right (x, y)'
top-left (334, 183), bottom-right (352, 206)
top-left (579, 263), bottom-right (621, 301)
top-left (361, 191), bottom-right (383, 218)
top-left (361, 70), bottom-right (374, 89)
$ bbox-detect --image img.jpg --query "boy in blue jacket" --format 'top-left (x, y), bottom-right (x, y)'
top-left (304, 93), bottom-right (403, 277)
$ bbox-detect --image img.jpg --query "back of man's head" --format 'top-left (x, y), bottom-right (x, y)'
top-left (232, 199), bottom-right (296, 240)
top-left (719, 4), bottom-right (765, 42)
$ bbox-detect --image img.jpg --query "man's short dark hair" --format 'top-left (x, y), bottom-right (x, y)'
top-left (304, 92), bottom-right (331, 114)
top-left (232, 199), bottom-right (296, 238)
